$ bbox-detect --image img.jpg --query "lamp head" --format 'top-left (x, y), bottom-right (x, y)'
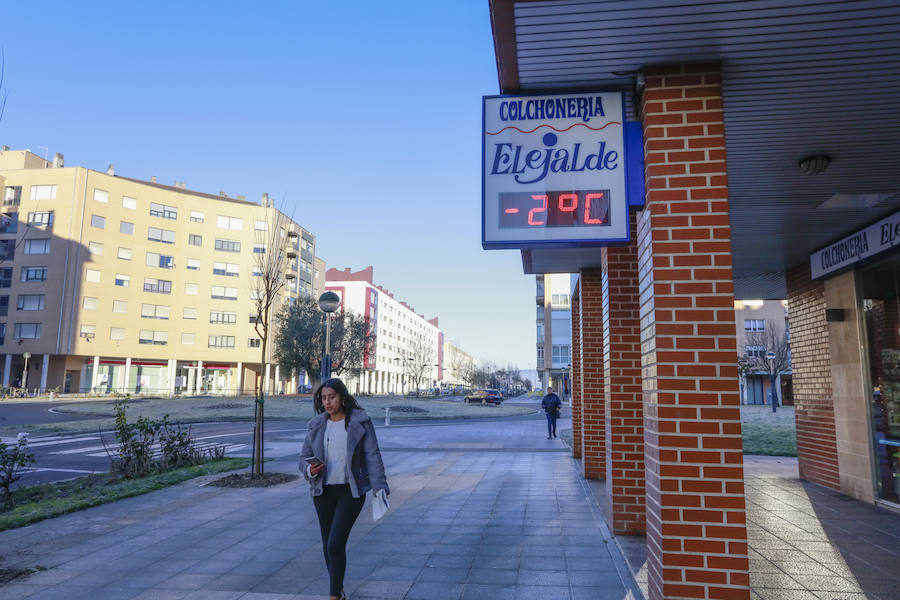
top-left (318, 291), bottom-right (340, 313)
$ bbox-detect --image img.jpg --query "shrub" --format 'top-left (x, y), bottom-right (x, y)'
top-left (0, 433), bottom-right (36, 508)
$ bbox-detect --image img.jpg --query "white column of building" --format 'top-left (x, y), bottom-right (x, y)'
top-left (2, 354), bottom-right (10, 387)
top-left (187, 364), bottom-right (195, 394)
top-left (195, 361), bottom-right (203, 394)
top-left (236, 362), bottom-right (243, 394)
top-left (264, 363), bottom-right (271, 395)
top-left (167, 359), bottom-right (175, 396)
top-left (273, 365), bottom-right (279, 393)
top-left (124, 358), bottom-right (132, 393)
top-left (40, 354), bottom-right (49, 392)
top-left (91, 355), bottom-right (100, 392)
top-left (226, 367), bottom-right (233, 396)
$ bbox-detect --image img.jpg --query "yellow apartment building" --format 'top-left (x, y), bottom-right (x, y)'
top-left (0, 148), bottom-right (320, 396)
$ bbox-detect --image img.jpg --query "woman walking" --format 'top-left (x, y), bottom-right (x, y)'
top-left (299, 378), bottom-right (389, 600)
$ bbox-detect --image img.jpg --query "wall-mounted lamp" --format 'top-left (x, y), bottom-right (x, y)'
top-left (798, 154), bottom-right (831, 175)
top-left (825, 308), bottom-right (845, 322)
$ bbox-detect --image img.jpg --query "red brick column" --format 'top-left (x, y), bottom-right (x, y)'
top-left (639, 63), bottom-right (750, 600)
top-left (786, 262), bottom-right (839, 490)
top-left (571, 287), bottom-right (583, 459)
top-left (580, 268), bottom-right (605, 479)
top-left (602, 213), bottom-right (645, 535)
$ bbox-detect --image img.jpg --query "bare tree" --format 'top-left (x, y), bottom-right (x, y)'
top-left (249, 200), bottom-right (293, 477)
top-left (405, 337), bottom-right (437, 395)
top-left (744, 319), bottom-right (791, 412)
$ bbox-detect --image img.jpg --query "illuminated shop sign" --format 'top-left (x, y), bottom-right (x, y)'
top-left (482, 91), bottom-right (633, 249)
top-left (811, 208), bottom-right (900, 279)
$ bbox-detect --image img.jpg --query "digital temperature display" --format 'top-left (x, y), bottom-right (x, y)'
top-left (499, 190), bottom-right (610, 229)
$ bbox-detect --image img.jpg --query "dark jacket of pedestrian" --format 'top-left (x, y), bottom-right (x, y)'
top-left (542, 392), bottom-right (561, 417)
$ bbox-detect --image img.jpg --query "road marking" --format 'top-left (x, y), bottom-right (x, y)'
top-left (22, 467), bottom-right (100, 474)
top-left (21, 436), bottom-right (101, 448)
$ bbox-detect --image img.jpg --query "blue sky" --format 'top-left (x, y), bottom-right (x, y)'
top-left (0, 1), bottom-right (538, 370)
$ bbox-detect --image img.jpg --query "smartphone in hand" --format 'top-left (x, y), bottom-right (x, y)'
top-left (304, 457), bottom-right (324, 467)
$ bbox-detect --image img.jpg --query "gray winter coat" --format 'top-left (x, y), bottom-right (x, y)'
top-left (299, 408), bottom-right (389, 499)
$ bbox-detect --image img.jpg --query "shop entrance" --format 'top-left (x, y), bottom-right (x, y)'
top-left (861, 252), bottom-right (900, 505)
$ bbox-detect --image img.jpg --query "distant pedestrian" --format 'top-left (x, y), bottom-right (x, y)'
top-left (300, 378), bottom-right (390, 600)
top-left (541, 386), bottom-right (562, 439)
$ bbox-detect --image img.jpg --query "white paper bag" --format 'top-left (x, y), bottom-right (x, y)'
top-left (371, 489), bottom-right (390, 521)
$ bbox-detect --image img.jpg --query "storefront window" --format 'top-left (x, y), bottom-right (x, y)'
top-left (862, 253), bottom-right (900, 504)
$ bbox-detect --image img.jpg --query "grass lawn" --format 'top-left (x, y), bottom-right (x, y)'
top-left (0, 457), bottom-right (249, 531)
top-left (3, 394), bottom-right (535, 434)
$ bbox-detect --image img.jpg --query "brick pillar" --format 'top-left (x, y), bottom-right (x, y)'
top-left (786, 262), bottom-right (840, 490)
top-left (602, 214), bottom-right (645, 535)
top-left (639, 63), bottom-right (750, 600)
top-left (580, 267), bottom-right (605, 479)
top-left (571, 288), bottom-right (583, 459)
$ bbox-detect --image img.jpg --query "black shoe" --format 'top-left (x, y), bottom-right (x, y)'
top-left (340, 591), bottom-right (348, 600)
top-left (547, 436), bottom-right (552, 439)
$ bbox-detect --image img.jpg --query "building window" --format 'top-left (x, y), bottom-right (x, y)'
top-left (211, 286), bottom-right (238, 300)
top-left (183, 307), bottom-right (197, 320)
top-left (182, 332), bottom-right (195, 345)
top-left (148, 227), bottom-right (176, 244)
top-left (188, 234), bottom-right (202, 246)
top-left (0, 240), bottom-right (15, 260)
top-left (746, 345), bottom-right (766, 358)
top-left (85, 269), bottom-right (101, 283)
top-left (146, 251), bottom-right (174, 269)
top-left (0, 295), bottom-right (7, 316)
top-left (184, 282), bottom-right (199, 295)
top-left (249, 315), bottom-right (259, 324)
top-left (117, 247), bottom-right (132, 260)
top-left (551, 294), bottom-right (570, 308)
top-left (744, 319), bottom-right (765, 332)
top-left (115, 273), bottom-right (130, 287)
top-left (120, 221), bottom-right (134, 235)
top-left (214, 238), bottom-right (240, 252)
top-left (254, 220), bottom-right (268, 231)
top-left (93, 189), bottom-right (108, 203)
top-left (79, 324), bottom-right (96, 338)
top-left (4, 186), bottom-right (22, 206)
top-left (141, 303), bottom-right (170, 320)
top-left (88, 241), bottom-right (103, 255)
top-left (149, 202), bottom-right (177, 220)
top-left (22, 267), bottom-right (48, 282)
top-left (249, 338), bottom-right (261, 348)
top-left (186, 258), bottom-right (200, 271)
top-left (30, 185), bottom-right (56, 201)
top-left (252, 243), bottom-right (265, 254)
top-left (0, 268), bottom-right (11, 288)
top-left (536, 345), bottom-right (544, 364)
top-left (536, 322), bottom-right (544, 338)
top-left (208, 335), bottom-right (235, 349)
top-left (139, 329), bottom-right (168, 345)
top-left (122, 196), bottom-right (137, 210)
top-left (90, 215), bottom-right (106, 229)
top-left (0, 323), bottom-right (6, 344)
top-left (210, 311), bottom-right (237, 324)
top-left (213, 262), bottom-right (239, 277)
top-left (112, 300), bottom-right (128, 314)
top-left (14, 322), bottom-right (41, 339)
top-left (216, 215), bottom-right (243, 230)
top-left (551, 344), bottom-right (570, 365)
top-left (143, 278), bottom-right (172, 294)
top-left (0, 213), bottom-right (17, 234)
top-left (27, 211), bottom-right (53, 227)
top-left (83, 296), bottom-right (99, 310)
top-left (110, 327), bottom-right (126, 341)
top-left (17, 294), bottom-right (44, 311)
top-left (189, 210), bottom-right (204, 223)
top-left (24, 239), bottom-right (51, 254)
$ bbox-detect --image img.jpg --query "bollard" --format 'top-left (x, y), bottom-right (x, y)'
top-left (384, 406), bottom-right (391, 427)
top-left (49, 391), bottom-right (54, 402)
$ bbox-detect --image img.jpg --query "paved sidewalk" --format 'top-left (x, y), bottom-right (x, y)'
top-left (0, 417), bottom-right (641, 600)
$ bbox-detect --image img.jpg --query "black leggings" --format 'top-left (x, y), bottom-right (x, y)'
top-left (313, 484), bottom-right (366, 596)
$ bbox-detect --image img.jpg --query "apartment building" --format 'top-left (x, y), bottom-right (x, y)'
top-left (325, 266), bottom-right (444, 395)
top-left (0, 148), bottom-right (319, 395)
top-left (442, 341), bottom-right (476, 389)
top-left (535, 273), bottom-right (573, 393)
top-left (734, 299), bottom-right (793, 405)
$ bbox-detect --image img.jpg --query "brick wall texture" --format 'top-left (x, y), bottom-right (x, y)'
top-left (580, 267), bottom-right (606, 479)
top-left (571, 289), bottom-right (583, 459)
top-left (639, 63), bottom-right (750, 600)
top-left (785, 262), bottom-right (840, 490)
top-left (602, 215), bottom-right (646, 535)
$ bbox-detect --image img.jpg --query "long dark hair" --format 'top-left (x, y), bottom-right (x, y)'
top-left (313, 378), bottom-right (361, 420)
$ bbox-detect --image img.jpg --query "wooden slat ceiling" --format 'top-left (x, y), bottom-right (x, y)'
top-left (494, 0), bottom-right (900, 297)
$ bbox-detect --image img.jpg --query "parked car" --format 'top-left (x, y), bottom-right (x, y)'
top-left (464, 389), bottom-right (503, 405)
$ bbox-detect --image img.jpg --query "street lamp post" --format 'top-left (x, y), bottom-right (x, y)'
top-left (22, 352), bottom-right (31, 390)
top-left (766, 351), bottom-right (777, 413)
top-left (318, 291), bottom-right (340, 382)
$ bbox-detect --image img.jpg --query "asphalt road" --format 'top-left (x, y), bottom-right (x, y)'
top-left (0, 400), bottom-right (107, 426)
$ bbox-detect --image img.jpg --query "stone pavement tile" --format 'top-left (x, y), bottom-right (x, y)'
top-left (20, 568), bottom-right (84, 586)
top-left (347, 580), bottom-right (412, 599)
top-left (791, 575), bottom-right (866, 594)
top-left (206, 574), bottom-right (267, 592)
top-left (473, 554), bottom-right (519, 569)
top-left (25, 584), bottom-right (94, 600)
top-left (380, 553), bottom-right (428, 568)
top-left (521, 545), bottom-right (565, 557)
top-left (155, 573), bottom-right (221, 590)
top-left (129, 590), bottom-right (190, 600)
top-left (461, 583), bottom-right (517, 600)
top-left (188, 560), bottom-right (244, 575)
top-left (564, 557), bottom-right (617, 572)
top-left (404, 581), bottom-right (464, 600)
top-left (778, 562), bottom-right (848, 577)
top-left (227, 561), bottom-right (289, 577)
top-left (754, 589), bottom-right (820, 600)
top-left (468, 568), bottom-right (518, 585)
top-left (749, 558), bottom-right (781, 574)
top-left (415, 566), bottom-right (469, 583)
top-left (246, 575), bottom-right (306, 595)
top-left (514, 585), bottom-right (572, 600)
top-left (148, 557), bottom-right (204, 574)
top-left (64, 570), bottom-right (130, 588)
top-left (751, 572), bottom-right (807, 590)
top-left (571, 587), bottom-right (638, 600)
top-left (1, 583), bottom-right (51, 600)
top-left (367, 566), bottom-right (422, 581)
top-left (519, 556), bottom-right (565, 570)
top-left (568, 570), bottom-right (624, 587)
top-left (424, 554), bottom-right (474, 569)
top-left (518, 570), bottom-right (569, 586)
